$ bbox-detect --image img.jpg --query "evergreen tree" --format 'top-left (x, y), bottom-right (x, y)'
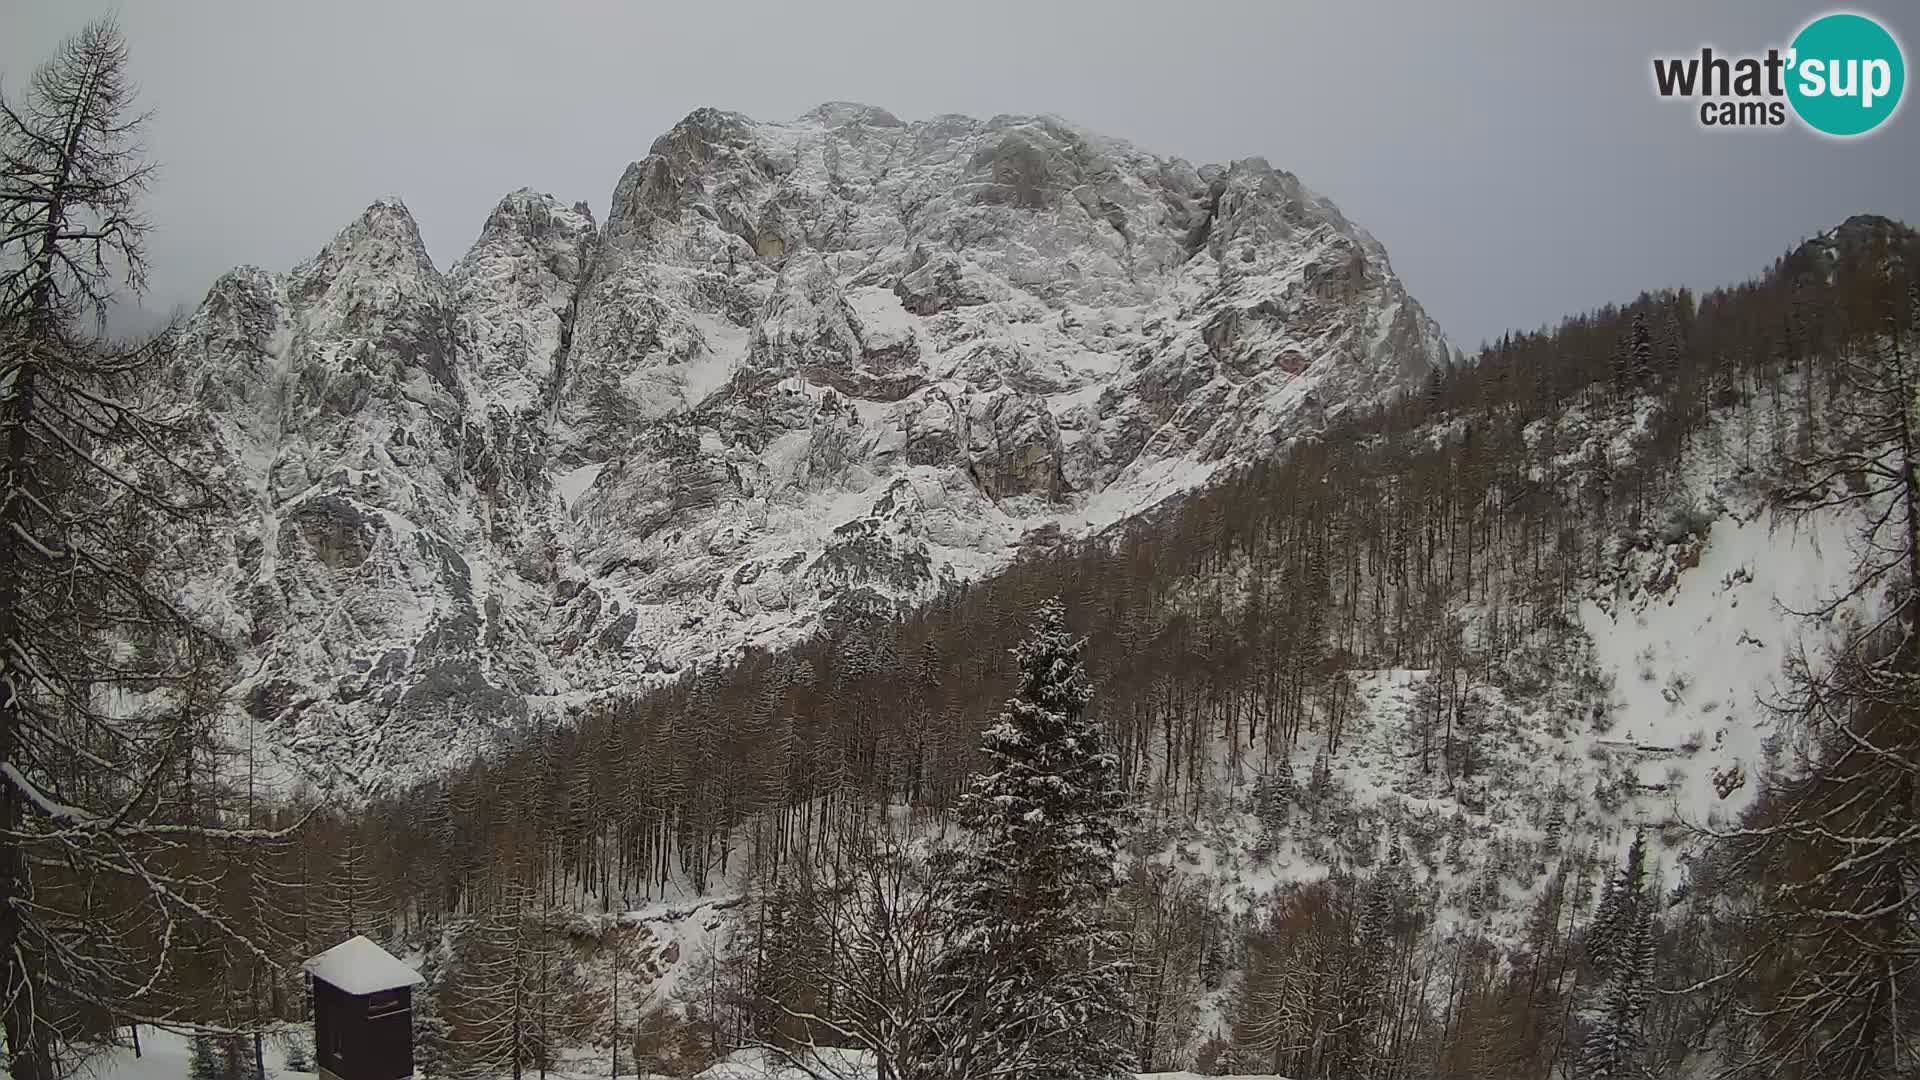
top-left (1252, 764), bottom-right (1291, 833)
top-left (189, 1035), bottom-right (223, 1080)
top-left (1580, 832), bottom-right (1655, 1079)
top-left (1585, 829), bottom-right (1647, 981)
top-left (412, 949), bottom-right (455, 1080)
top-left (1338, 871), bottom-right (1400, 1074)
top-left (1585, 871), bottom-right (1620, 976)
top-left (283, 1033), bottom-right (313, 1074)
top-left (1581, 906), bottom-right (1655, 1080)
top-left (921, 598), bottom-right (1133, 1080)
top-left (1309, 749), bottom-right (1332, 805)
top-left (1662, 311), bottom-right (1686, 379)
top-left (1629, 312), bottom-right (1655, 383)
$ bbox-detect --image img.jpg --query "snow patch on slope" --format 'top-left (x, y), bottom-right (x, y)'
top-left (1580, 506), bottom-right (1861, 827)
top-left (558, 462), bottom-right (607, 510)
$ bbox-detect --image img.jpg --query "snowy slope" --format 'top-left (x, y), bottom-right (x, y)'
top-left (77, 1026), bottom-right (313, 1080)
top-left (1125, 392), bottom-right (1892, 975)
top-left (1578, 507), bottom-right (1859, 829)
top-left (165, 104), bottom-right (1453, 787)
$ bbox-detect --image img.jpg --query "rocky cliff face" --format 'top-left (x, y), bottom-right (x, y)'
top-left (170, 104), bottom-right (1452, 786)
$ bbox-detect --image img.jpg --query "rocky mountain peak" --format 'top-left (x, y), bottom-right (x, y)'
top-left (450, 188), bottom-right (598, 416)
top-left (170, 105), bottom-right (1454, 787)
top-left (469, 188), bottom-right (598, 263)
top-left (802, 101), bottom-right (906, 129)
top-left (290, 197), bottom-right (438, 302)
top-left (1778, 213), bottom-right (1917, 288)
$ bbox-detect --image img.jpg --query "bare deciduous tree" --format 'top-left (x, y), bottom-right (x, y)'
top-left (1, 18), bottom-right (292, 1079)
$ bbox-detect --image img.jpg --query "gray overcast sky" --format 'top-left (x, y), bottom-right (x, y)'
top-left (3, 1), bottom-right (1917, 349)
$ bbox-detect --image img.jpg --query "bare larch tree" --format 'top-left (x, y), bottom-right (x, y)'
top-left (1, 17), bottom-right (288, 1080)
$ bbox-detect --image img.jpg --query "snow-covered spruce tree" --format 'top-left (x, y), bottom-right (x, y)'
top-left (1, 18), bottom-right (289, 1078)
top-left (1629, 312), bottom-right (1656, 384)
top-left (1581, 903), bottom-right (1655, 1080)
top-left (917, 598), bottom-right (1133, 1080)
top-left (1338, 869), bottom-right (1400, 1072)
top-left (1579, 832), bottom-right (1655, 1080)
top-left (1584, 828), bottom-right (1648, 984)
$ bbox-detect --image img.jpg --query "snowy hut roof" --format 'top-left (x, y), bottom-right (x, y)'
top-left (302, 935), bottom-right (423, 995)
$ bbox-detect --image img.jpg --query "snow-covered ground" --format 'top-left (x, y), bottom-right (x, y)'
top-left (56, 1030), bottom-right (1298, 1080)
top-left (69, 1026), bottom-right (311, 1080)
top-left (1580, 505), bottom-right (1862, 825)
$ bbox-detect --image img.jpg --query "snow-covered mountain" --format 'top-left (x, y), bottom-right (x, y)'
top-left (166, 103), bottom-right (1452, 784)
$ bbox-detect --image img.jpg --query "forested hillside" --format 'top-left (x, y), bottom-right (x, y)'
top-left (157, 215), bottom-right (1914, 1080)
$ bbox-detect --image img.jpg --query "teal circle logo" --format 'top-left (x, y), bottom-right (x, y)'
top-left (1788, 13), bottom-right (1905, 136)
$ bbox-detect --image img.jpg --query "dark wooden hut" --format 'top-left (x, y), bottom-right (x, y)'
top-left (302, 936), bottom-right (424, 1080)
